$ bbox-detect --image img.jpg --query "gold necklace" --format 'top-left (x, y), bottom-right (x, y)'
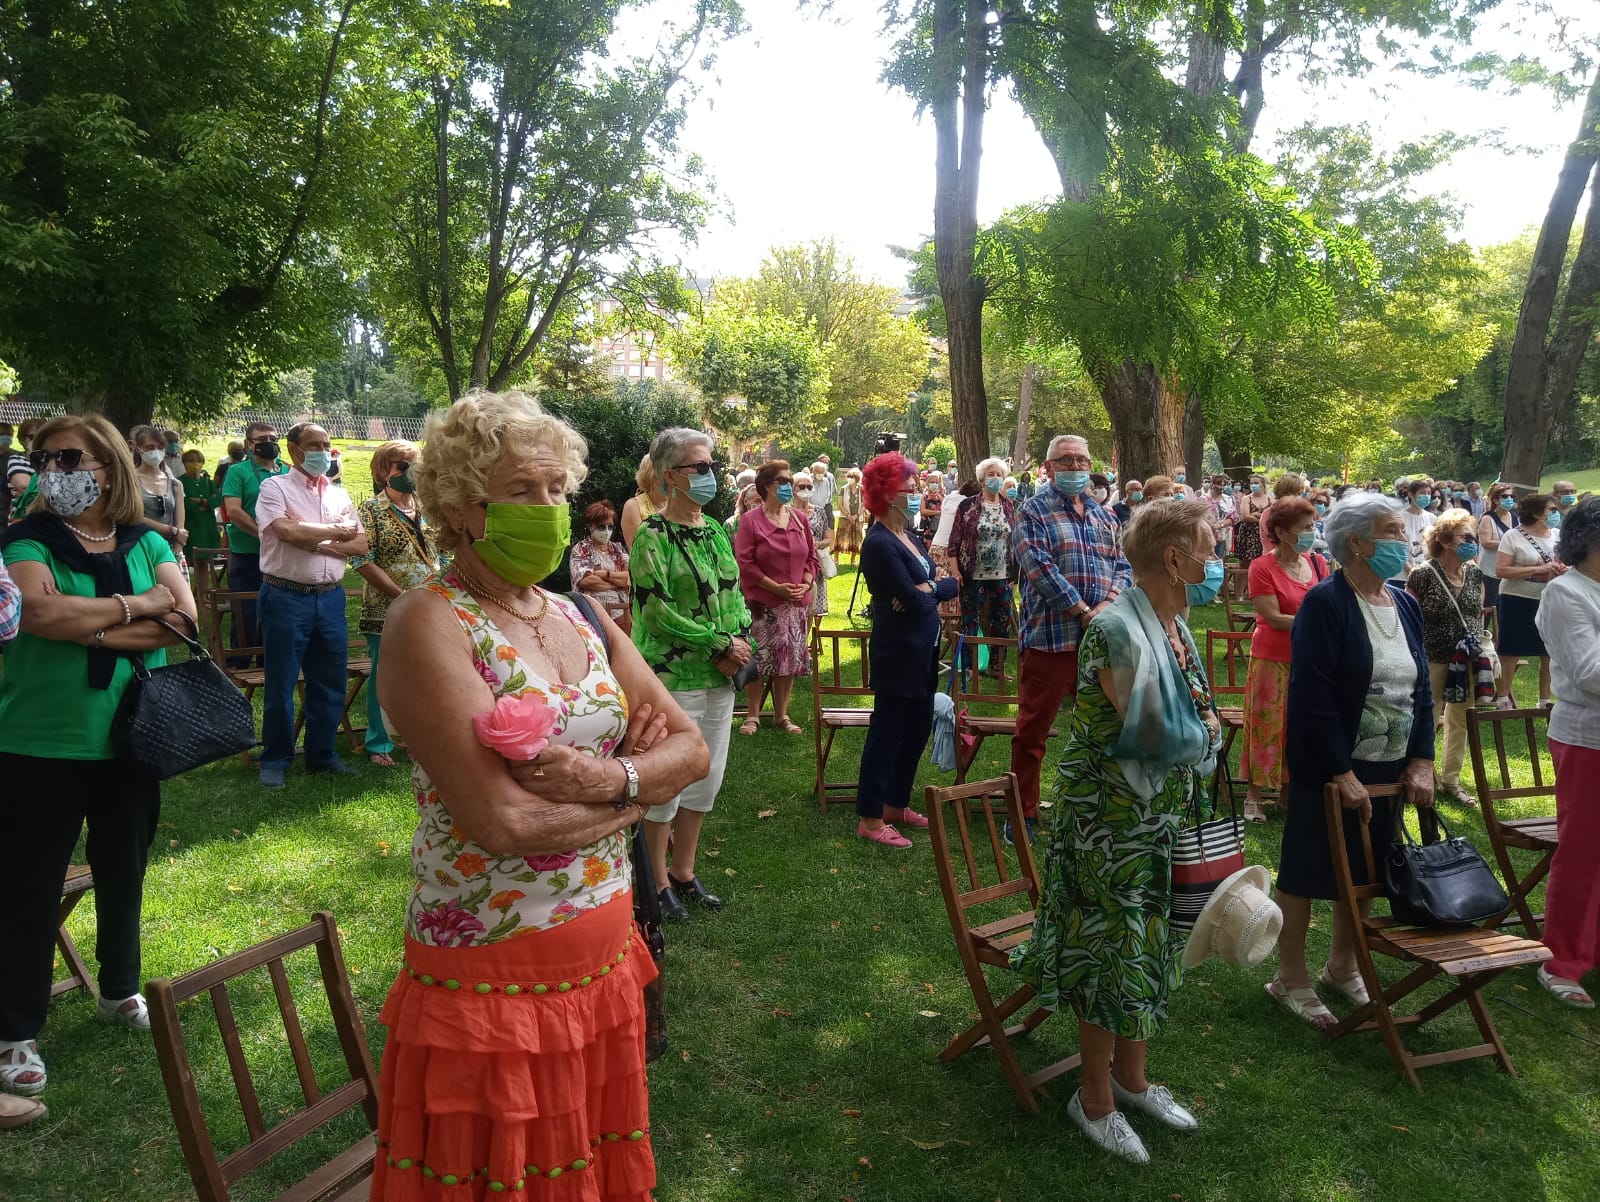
top-left (453, 566), bottom-right (550, 648)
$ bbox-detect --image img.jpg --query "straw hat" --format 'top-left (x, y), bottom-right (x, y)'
top-left (1181, 865), bottom-right (1283, 970)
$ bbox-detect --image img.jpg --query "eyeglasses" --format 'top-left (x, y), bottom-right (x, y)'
top-left (673, 461), bottom-right (714, 476)
top-left (29, 448), bottom-right (101, 471)
top-left (1050, 455), bottom-right (1093, 469)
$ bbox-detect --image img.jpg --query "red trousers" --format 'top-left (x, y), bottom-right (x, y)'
top-left (1010, 646), bottom-right (1080, 819)
top-left (1546, 739), bottom-right (1600, 980)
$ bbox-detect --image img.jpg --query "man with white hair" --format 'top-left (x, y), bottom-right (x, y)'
top-left (1008, 434), bottom-right (1131, 841)
top-left (943, 459), bottom-right (959, 495)
top-left (811, 458), bottom-right (836, 530)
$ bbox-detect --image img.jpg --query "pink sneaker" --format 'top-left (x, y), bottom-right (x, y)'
top-left (858, 822), bottom-right (913, 849)
top-left (885, 807), bottom-right (930, 829)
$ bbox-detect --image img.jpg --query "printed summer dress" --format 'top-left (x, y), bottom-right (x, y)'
top-left (1011, 619), bottom-right (1217, 1041)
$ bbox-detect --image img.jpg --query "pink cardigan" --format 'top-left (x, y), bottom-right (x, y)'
top-left (733, 504), bottom-right (819, 608)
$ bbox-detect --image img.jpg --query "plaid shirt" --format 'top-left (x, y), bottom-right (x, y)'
top-left (1011, 487), bottom-right (1131, 652)
top-left (0, 557), bottom-right (17, 642)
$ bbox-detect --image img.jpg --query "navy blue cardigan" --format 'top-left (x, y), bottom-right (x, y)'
top-left (1284, 570), bottom-right (1435, 789)
top-left (861, 521), bottom-right (957, 697)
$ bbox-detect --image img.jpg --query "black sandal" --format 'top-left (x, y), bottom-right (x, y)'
top-left (668, 873), bottom-right (724, 911)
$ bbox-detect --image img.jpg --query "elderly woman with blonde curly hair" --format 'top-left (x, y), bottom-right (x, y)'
top-left (372, 391), bottom-right (710, 1201)
top-left (620, 451), bottom-right (667, 551)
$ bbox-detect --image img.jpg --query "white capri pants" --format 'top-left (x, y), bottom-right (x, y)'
top-left (646, 684), bottom-right (734, 822)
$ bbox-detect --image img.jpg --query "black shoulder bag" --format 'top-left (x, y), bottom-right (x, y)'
top-left (112, 612), bottom-right (257, 780)
top-left (567, 590), bottom-right (668, 1062)
top-left (1382, 807), bottom-right (1508, 927)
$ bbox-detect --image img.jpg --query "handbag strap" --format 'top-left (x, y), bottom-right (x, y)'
top-left (1425, 560), bottom-right (1481, 648)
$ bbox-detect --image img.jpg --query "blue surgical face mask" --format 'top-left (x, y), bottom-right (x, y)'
top-left (1184, 556), bottom-right (1226, 606)
top-left (984, 475), bottom-right (1004, 494)
top-left (685, 471), bottom-right (720, 506)
top-left (1500, 496), bottom-right (1515, 510)
top-left (1052, 470), bottom-right (1090, 496)
top-left (1128, 490), bottom-right (1144, 503)
top-left (301, 449), bottom-right (332, 478)
top-left (774, 482), bottom-right (793, 504)
top-left (1314, 502), bottom-right (1327, 517)
top-left (1294, 531), bottom-right (1315, 553)
top-left (1561, 493), bottom-right (1577, 506)
top-left (1547, 509), bottom-right (1562, 529)
top-left (1363, 538), bottom-right (1409, 579)
top-left (1006, 486), bottom-right (1018, 500)
top-left (1249, 483), bottom-right (1261, 494)
top-left (1457, 542), bottom-right (1480, 562)
top-left (903, 492), bottom-right (921, 517)
top-left (1415, 494), bottom-right (1433, 510)
top-left (1174, 474), bottom-right (1186, 483)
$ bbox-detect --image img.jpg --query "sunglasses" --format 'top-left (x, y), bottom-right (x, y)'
top-left (29, 448), bottom-right (102, 471)
top-left (673, 461), bottom-right (715, 476)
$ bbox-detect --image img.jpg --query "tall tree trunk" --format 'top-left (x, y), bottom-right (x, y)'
top-left (1501, 72), bottom-right (1600, 489)
top-left (100, 388), bottom-right (155, 434)
top-left (1099, 360), bottom-right (1184, 484)
top-left (1216, 427), bottom-right (1252, 482)
top-left (1182, 391), bottom-right (1205, 481)
top-left (931, 0), bottom-right (991, 485)
top-left (1012, 362), bottom-right (1037, 465)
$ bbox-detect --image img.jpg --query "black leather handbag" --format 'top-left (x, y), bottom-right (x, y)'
top-left (1382, 809), bottom-right (1509, 927)
top-left (112, 613), bottom-right (257, 780)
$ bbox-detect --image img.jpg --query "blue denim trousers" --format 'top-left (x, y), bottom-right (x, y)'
top-left (258, 582), bottom-right (348, 770)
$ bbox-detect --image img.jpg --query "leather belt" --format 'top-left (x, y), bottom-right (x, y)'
top-left (262, 574), bottom-right (342, 595)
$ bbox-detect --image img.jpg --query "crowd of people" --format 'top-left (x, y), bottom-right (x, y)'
top-left (0, 403), bottom-right (1595, 1182)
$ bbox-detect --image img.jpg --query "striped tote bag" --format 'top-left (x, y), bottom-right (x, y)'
top-left (1171, 785), bottom-right (1244, 933)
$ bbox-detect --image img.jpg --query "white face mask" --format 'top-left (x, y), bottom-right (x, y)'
top-left (590, 526), bottom-right (613, 543)
top-left (1094, 487), bottom-right (1108, 502)
top-left (140, 448), bottom-right (165, 468)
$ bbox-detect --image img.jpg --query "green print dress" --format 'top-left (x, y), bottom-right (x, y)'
top-left (1011, 620), bottom-right (1217, 1041)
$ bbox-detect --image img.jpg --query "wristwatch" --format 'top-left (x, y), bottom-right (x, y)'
top-left (616, 756), bottom-right (640, 803)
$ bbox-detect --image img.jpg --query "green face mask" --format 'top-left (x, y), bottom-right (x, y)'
top-left (472, 502), bottom-right (570, 587)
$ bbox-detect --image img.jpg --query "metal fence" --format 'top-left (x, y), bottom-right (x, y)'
top-left (170, 411), bottom-right (429, 443)
top-left (0, 402), bottom-right (66, 425)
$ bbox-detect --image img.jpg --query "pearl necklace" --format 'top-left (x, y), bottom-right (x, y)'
top-left (1355, 589), bottom-right (1400, 639)
top-left (60, 520), bottom-right (116, 543)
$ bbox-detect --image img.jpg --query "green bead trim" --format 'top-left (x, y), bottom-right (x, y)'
top-left (547, 1166), bottom-right (563, 1179)
top-left (599, 964), bottom-right (611, 975)
top-left (419, 974), bottom-right (434, 985)
top-left (571, 1158), bottom-right (587, 1170)
top-left (441, 1174), bottom-right (459, 1185)
top-left (403, 944), bottom-right (628, 998)
top-left (474, 982), bottom-right (492, 994)
top-left (396, 1158), bottom-right (412, 1170)
top-left (504, 983), bottom-right (521, 995)
top-left (488, 1183), bottom-right (505, 1193)
top-left (580, 975), bottom-right (592, 986)
top-left (532, 983), bottom-right (549, 994)
top-left (629, 1129), bottom-right (645, 1141)
top-left (557, 981), bottom-right (572, 993)
top-left (444, 978), bottom-right (460, 991)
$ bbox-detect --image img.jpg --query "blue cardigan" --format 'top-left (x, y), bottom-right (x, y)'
top-left (861, 521), bottom-right (957, 698)
top-left (1284, 570), bottom-right (1435, 789)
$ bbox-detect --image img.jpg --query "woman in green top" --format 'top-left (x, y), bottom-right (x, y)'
top-left (179, 448), bottom-right (222, 556)
top-left (0, 414), bottom-right (198, 1099)
top-left (631, 427), bottom-right (753, 923)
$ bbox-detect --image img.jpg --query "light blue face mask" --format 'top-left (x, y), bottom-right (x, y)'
top-left (1294, 530), bottom-right (1316, 553)
top-left (684, 470), bottom-right (719, 505)
top-left (904, 493), bottom-right (921, 517)
top-left (1363, 538), bottom-right (1409, 579)
top-left (1314, 502), bottom-right (1327, 517)
top-left (1414, 494), bottom-right (1433, 510)
top-left (1006, 486), bottom-right (1018, 500)
top-left (1052, 470), bottom-right (1090, 496)
top-left (1547, 509), bottom-right (1562, 529)
top-left (985, 475), bottom-right (1004, 494)
top-left (1185, 556), bottom-right (1226, 606)
top-left (1561, 493), bottom-right (1577, 506)
top-left (775, 482), bottom-right (794, 504)
top-left (300, 449), bottom-right (332, 478)
top-left (1457, 542), bottom-right (1480, 562)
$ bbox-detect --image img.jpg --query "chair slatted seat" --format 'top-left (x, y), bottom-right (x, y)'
top-left (811, 628), bottom-right (875, 811)
top-left (1320, 783), bottom-right (1550, 1090)
top-left (147, 912), bottom-right (379, 1202)
top-left (1466, 707), bottom-right (1560, 936)
top-left (950, 636), bottom-right (1054, 783)
top-left (925, 774), bottom-right (1080, 1113)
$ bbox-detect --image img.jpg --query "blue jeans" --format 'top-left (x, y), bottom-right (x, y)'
top-left (364, 633), bottom-right (394, 755)
top-left (259, 582), bottom-right (348, 770)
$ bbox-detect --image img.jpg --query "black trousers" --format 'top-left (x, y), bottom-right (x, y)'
top-left (856, 693), bottom-right (935, 820)
top-left (0, 753), bottom-right (160, 1041)
top-left (227, 549), bottom-right (263, 666)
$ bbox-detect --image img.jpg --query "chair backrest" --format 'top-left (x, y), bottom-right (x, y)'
top-left (811, 627), bottom-right (874, 701)
top-left (196, 586), bottom-right (267, 669)
top-left (1466, 707), bottom-right (1554, 832)
top-left (1322, 782), bottom-right (1404, 906)
top-left (924, 774), bottom-right (1040, 922)
top-left (1205, 629), bottom-right (1253, 698)
top-left (1223, 590), bottom-right (1255, 632)
top-left (951, 636), bottom-right (1022, 708)
top-left (147, 912), bottom-right (380, 1202)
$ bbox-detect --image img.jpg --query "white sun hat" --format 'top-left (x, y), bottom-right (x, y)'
top-left (1181, 865), bottom-right (1283, 970)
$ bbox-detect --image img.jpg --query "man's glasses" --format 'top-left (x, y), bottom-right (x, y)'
top-left (1050, 455), bottom-right (1093, 469)
top-left (29, 448), bottom-right (100, 471)
top-left (674, 461), bottom-right (715, 476)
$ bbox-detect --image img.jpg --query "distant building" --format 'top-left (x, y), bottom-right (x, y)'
top-left (589, 276), bottom-right (713, 383)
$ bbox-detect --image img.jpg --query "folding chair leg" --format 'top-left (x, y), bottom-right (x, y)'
top-left (942, 977), bottom-right (1045, 1113)
top-left (816, 727), bottom-right (839, 812)
top-left (341, 674), bottom-right (366, 753)
top-left (941, 982), bottom-right (1036, 1061)
top-left (955, 732), bottom-right (986, 785)
top-left (1465, 982), bottom-right (1517, 1075)
top-left (52, 925), bottom-right (97, 1000)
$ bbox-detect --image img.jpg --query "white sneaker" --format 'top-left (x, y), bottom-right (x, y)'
top-left (1494, 697), bottom-right (1515, 711)
top-left (97, 994), bottom-right (151, 1030)
top-left (1111, 1078), bottom-right (1199, 1130)
top-left (1067, 1089), bottom-right (1150, 1164)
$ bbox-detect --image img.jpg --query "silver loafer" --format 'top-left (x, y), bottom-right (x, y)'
top-left (1067, 1089), bottom-right (1150, 1164)
top-left (1111, 1079), bottom-right (1198, 1131)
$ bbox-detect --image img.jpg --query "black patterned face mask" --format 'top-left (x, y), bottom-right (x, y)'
top-left (42, 469), bottom-right (102, 518)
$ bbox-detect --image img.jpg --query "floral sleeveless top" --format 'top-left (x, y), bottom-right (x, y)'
top-left (406, 577), bottom-right (631, 946)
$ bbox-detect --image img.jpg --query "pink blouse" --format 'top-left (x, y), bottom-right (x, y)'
top-left (733, 504), bottom-right (819, 608)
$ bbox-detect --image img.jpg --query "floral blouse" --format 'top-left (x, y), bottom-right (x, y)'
top-left (349, 495), bottom-right (440, 635)
top-left (569, 536), bottom-right (630, 620)
top-left (406, 578), bottom-right (630, 946)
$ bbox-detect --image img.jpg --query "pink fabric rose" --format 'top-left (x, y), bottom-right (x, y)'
top-left (524, 851), bottom-right (580, 871)
top-left (472, 693), bottom-right (558, 761)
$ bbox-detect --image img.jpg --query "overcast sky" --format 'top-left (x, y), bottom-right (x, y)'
top-left (641, 0), bottom-right (1599, 287)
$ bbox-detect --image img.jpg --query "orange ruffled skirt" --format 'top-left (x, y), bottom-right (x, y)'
top-left (374, 892), bottom-right (657, 1201)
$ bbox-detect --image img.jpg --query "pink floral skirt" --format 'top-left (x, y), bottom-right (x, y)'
top-left (1240, 656), bottom-right (1290, 791)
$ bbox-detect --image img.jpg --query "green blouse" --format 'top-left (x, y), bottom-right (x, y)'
top-left (181, 471), bottom-right (222, 552)
top-left (630, 513), bottom-right (752, 691)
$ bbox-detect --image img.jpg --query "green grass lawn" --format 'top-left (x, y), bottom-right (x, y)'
top-left (5, 567), bottom-right (1599, 1202)
top-left (1539, 468), bottom-right (1600, 495)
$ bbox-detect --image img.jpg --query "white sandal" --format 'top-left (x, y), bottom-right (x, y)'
top-left (1319, 969), bottom-right (1371, 1007)
top-left (0, 1040), bottom-right (47, 1097)
top-left (97, 994), bottom-right (151, 1030)
top-left (1265, 977), bottom-right (1337, 1030)
top-left (1538, 966), bottom-right (1595, 1009)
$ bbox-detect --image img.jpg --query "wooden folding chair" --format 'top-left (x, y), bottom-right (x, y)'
top-left (53, 866), bottom-right (97, 1001)
top-left (1467, 707), bottom-right (1559, 936)
top-left (950, 636), bottom-right (1051, 784)
top-left (925, 773), bottom-right (1079, 1113)
top-left (1205, 629), bottom-right (1253, 806)
top-left (811, 628), bottom-right (875, 811)
top-left (1222, 584), bottom-right (1256, 633)
top-left (1321, 783), bottom-right (1550, 1090)
top-left (147, 912), bottom-right (380, 1202)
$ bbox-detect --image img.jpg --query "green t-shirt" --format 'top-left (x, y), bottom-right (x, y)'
top-left (0, 529), bottom-right (177, 760)
top-left (221, 458), bottom-right (289, 553)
